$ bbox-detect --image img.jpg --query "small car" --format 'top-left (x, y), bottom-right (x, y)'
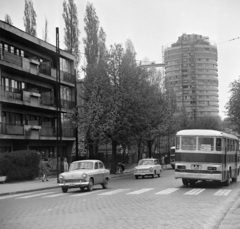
top-left (134, 158), bottom-right (162, 179)
top-left (59, 160), bottom-right (111, 193)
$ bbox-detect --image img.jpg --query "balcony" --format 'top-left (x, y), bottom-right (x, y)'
top-left (0, 122), bottom-right (75, 138)
top-left (0, 85), bottom-right (75, 109)
top-left (1, 50), bottom-right (75, 84)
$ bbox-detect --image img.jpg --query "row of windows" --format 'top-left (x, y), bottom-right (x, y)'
top-left (167, 58), bottom-right (216, 65)
top-left (167, 75), bottom-right (217, 80)
top-left (165, 46), bottom-right (217, 55)
top-left (176, 95), bottom-right (218, 99)
top-left (166, 63), bottom-right (217, 70)
top-left (0, 42), bottom-right (71, 74)
top-left (168, 80), bottom-right (218, 85)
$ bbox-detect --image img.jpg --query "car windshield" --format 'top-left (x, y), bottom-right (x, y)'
top-left (138, 160), bottom-right (154, 165)
top-left (69, 161), bottom-right (94, 171)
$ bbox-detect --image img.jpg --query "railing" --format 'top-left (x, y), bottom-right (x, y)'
top-left (0, 85), bottom-right (22, 101)
top-left (0, 122), bottom-right (75, 138)
top-left (40, 95), bottom-right (57, 107)
top-left (1, 51), bottom-right (75, 84)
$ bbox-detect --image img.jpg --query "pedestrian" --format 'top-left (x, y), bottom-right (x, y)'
top-left (164, 155), bottom-right (168, 169)
top-left (64, 158), bottom-right (69, 172)
top-left (161, 156), bottom-right (165, 168)
top-left (40, 158), bottom-right (52, 182)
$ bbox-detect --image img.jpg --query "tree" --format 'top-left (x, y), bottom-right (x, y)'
top-left (23, 0), bottom-right (37, 36)
top-left (5, 14), bottom-right (13, 25)
top-left (62, 0), bottom-right (80, 74)
top-left (42, 17), bottom-right (49, 42)
top-left (225, 77), bottom-right (240, 133)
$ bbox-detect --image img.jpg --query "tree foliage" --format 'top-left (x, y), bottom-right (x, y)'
top-left (62, 0), bottom-right (80, 73)
top-left (23, 0), bottom-right (37, 36)
top-left (226, 77), bottom-right (240, 132)
top-left (5, 14), bottom-right (13, 25)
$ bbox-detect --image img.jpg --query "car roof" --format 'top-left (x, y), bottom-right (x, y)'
top-left (72, 160), bottom-right (101, 163)
top-left (140, 158), bottom-right (157, 160)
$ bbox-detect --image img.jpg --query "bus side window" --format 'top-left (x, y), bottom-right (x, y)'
top-left (216, 138), bottom-right (221, 151)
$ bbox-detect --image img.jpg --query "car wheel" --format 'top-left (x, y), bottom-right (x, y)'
top-left (61, 186), bottom-right (68, 193)
top-left (80, 187), bottom-right (85, 192)
top-left (102, 178), bottom-right (108, 189)
top-left (87, 178), bottom-right (94, 191)
top-left (182, 179), bottom-right (188, 186)
top-left (142, 175), bottom-right (145, 179)
top-left (135, 175), bottom-right (139, 179)
top-left (232, 176), bottom-right (237, 182)
top-left (158, 171), bottom-right (161, 177)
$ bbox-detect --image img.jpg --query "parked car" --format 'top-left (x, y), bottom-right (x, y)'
top-left (59, 160), bottom-right (111, 193)
top-left (134, 158), bottom-right (162, 179)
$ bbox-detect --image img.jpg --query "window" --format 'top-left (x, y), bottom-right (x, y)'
top-left (182, 137), bottom-right (196, 150)
top-left (94, 163), bottom-right (99, 169)
top-left (198, 137), bottom-right (214, 151)
top-left (99, 162), bottom-right (104, 169)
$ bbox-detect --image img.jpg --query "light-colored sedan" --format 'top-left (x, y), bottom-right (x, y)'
top-left (59, 160), bottom-right (111, 193)
top-left (134, 158), bottom-right (162, 179)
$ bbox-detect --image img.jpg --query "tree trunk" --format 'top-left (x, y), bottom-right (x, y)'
top-left (148, 140), bottom-right (152, 158)
top-left (111, 140), bottom-right (117, 174)
top-left (137, 141), bottom-right (141, 161)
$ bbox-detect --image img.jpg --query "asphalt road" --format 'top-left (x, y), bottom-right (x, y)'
top-left (0, 169), bottom-right (240, 229)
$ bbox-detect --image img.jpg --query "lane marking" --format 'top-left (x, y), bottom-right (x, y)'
top-left (214, 189), bottom-right (232, 196)
top-left (16, 192), bottom-right (55, 199)
top-left (155, 188), bottom-right (179, 195)
top-left (126, 188), bottom-right (154, 195)
top-left (185, 188), bottom-right (205, 195)
top-left (0, 192), bottom-right (35, 200)
top-left (71, 190), bottom-right (103, 197)
top-left (99, 189), bottom-right (130, 195)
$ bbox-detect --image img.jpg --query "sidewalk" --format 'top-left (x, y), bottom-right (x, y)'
top-left (0, 167), bottom-right (134, 196)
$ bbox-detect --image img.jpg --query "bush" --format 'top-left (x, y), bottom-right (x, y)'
top-left (0, 150), bottom-right (40, 181)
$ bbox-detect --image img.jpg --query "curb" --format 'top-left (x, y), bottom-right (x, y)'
top-left (0, 171), bottom-right (133, 197)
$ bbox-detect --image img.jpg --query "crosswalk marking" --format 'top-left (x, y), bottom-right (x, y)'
top-left (126, 188), bottom-right (154, 195)
top-left (71, 190), bottom-right (103, 197)
top-left (99, 189), bottom-right (130, 195)
top-left (16, 192), bottom-right (55, 199)
top-left (155, 188), bottom-right (179, 195)
top-left (214, 189), bottom-right (231, 196)
top-left (185, 188), bottom-right (205, 195)
top-left (0, 192), bottom-right (35, 200)
top-left (0, 187), bottom-right (234, 201)
top-left (43, 193), bottom-right (66, 198)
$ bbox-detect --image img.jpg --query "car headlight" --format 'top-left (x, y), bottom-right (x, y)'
top-left (134, 168), bottom-right (137, 172)
top-left (82, 173), bottom-right (87, 179)
top-left (149, 167), bottom-right (153, 172)
top-left (59, 175), bottom-right (63, 183)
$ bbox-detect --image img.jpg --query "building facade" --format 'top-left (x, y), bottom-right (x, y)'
top-left (0, 21), bottom-right (76, 163)
top-left (164, 34), bottom-right (219, 119)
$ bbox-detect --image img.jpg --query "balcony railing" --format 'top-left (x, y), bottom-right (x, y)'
top-left (0, 122), bottom-right (75, 138)
top-left (0, 85), bottom-right (75, 109)
top-left (1, 50), bottom-right (75, 84)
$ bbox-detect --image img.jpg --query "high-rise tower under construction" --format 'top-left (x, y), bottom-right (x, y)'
top-left (164, 34), bottom-right (219, 119)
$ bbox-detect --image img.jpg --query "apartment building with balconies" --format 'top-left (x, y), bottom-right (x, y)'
top-left (0, 21), bottom-right (76, 161)
top-left (164, 33), bottom-right (219, 119)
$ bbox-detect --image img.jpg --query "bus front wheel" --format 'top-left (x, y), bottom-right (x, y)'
top-left (224, 172), bottom-right (230, 186)
top-left (182, 179), bottom-right (188, 186)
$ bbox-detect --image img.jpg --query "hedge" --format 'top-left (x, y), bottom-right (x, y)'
top-left (0, 150), bottom-right (40, 181)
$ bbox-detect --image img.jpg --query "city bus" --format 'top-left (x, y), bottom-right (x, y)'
top-left (175, 129), bottom-right (240, 186)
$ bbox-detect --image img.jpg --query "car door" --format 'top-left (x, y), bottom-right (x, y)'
top-left (93, 162), bottom-right (101, 184)
top-left (98, 162), bottom-right (105, 182)
top-left (154, 159), bottom-right (160, 173)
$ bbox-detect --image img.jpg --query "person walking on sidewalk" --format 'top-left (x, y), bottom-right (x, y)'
top-left (40, 158), bottom-right (52, 182)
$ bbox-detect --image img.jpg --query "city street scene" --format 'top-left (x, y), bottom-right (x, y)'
top-left (1, 0), bottom-right (240, 229)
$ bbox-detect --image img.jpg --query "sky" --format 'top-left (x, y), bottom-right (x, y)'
top-left (0, 0), bottom-right (240, 119)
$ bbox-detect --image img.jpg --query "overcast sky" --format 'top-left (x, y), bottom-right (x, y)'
top-left (1, 0), bottom-right (240, 119)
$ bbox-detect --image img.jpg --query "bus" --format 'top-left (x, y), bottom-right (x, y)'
top-left (170, 146), bottom-right (175, 169)
top-left (175, 129), bottom-right (240, 186)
